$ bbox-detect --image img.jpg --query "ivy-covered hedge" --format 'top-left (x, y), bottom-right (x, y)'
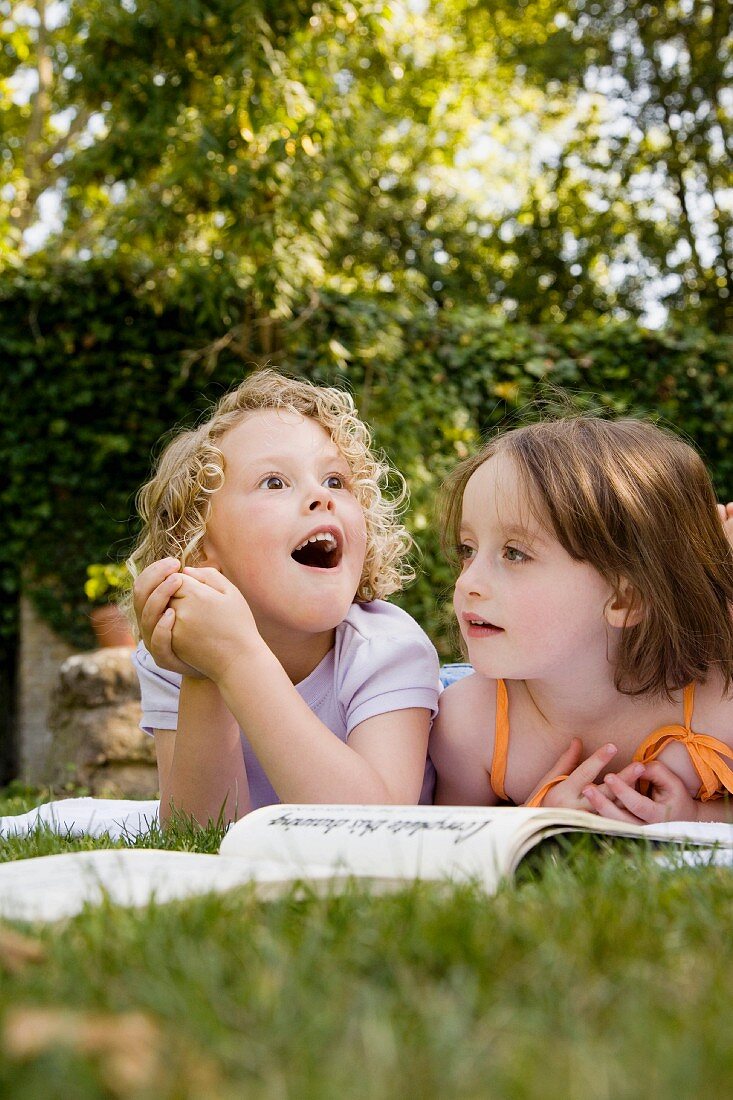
top-left (3, 261), bottom-right (733, 678)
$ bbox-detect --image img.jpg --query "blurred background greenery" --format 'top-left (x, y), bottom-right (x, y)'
top-left (1, 0), bottom-right (731, 777)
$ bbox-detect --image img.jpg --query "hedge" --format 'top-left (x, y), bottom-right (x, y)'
top-left (3, 261), bottom-right (732, 678)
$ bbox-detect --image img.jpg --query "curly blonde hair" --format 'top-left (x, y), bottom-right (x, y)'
top-left (127, 369), bottom-right (414, 608)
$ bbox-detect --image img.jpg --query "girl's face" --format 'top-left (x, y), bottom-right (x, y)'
top-left (201, 409), bottom-right (367, 647)
top-left (453, 453), bottom-right (616, 682)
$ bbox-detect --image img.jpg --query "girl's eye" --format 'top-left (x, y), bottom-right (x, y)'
top-left (504, 545), bottom-right (529, 563)
top-left (456, 543), bottom-right (476, 564)
top-left (323, 474), bottom-right (346, 490)
top-left (259, 475), bottom-right (287, 490)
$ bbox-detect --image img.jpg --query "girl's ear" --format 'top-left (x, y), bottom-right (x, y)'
top-left (605, 578), bottom-right (644, 628)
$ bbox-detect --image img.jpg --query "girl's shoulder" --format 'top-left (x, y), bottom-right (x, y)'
top-left (334, 601), bottom-right (441, 720)
top-left (430, 672), bottom-right (500, 805)
top-left (441, 668), bottom-right (496, 702)
top-left (689, 676), bottom-right (733, 744)
top-left (432, 671), bottom-right (498, 749)
top-left (340, 599), bottom-right (433, 646)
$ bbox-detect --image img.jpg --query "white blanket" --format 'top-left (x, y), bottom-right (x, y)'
top-left (0, 798), bottom-right (160, 840)
top-left (2, 798), bottom-right (732, 862)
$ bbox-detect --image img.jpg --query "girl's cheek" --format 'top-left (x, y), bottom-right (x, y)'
top-left (351, 515), bottom-right (368, 555)
top-left (453, 566), bottom-right (475, 605)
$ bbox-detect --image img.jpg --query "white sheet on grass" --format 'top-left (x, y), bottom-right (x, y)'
top-left (0, 798), bottom-right (160, 840)
top-left (2, 798), bottom-right (733, 865)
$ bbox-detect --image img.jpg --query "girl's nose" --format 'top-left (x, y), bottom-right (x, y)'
top-left (308, 485), bottom-right (335, 511)
top-left (456, 559), bottom-right (488, 599)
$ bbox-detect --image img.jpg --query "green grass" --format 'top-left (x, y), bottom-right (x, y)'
top-left (0, 790), bottom-right (731, 1099)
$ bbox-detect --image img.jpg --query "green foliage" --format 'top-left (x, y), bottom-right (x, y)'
top-left (83, 563), bottom-right (132, 605)
top-left (2, 262), bottom-right (732, 667)
top-left (464, 0), bottom-right (733, 330)
top-left (0, 258), bottom-right (257, 648)
top-left (3, 0), bottom-right (730, 330)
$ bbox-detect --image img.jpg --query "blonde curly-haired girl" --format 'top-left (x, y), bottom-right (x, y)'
top-left (129, 369), bottom-right (439, 826)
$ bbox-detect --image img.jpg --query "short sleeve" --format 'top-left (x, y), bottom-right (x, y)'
top-left (131, 642), bottom-right (182, 735)
top-left (337, 628), bottom-right (441, 735)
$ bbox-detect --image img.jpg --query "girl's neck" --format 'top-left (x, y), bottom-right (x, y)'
top-left (519, 666), bottom-right (663, 745)
top-left (510, 630), bottom-right (630, 736)
top-left (260, 626), bottom-right (336, 685)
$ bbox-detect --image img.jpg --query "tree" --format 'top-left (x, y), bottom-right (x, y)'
top-left (0, 0), bottom-right (92, 260)
top-left (457, 0), bottom-right (733, 330)
top-left (3, 0), bottom-right (479, 332)
top-left (2, 0), bottom-right (730, 330)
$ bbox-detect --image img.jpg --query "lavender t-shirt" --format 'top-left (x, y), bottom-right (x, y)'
top-left (132, 600), bottom-right (441, 808)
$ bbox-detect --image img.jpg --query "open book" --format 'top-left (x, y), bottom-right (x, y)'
top-left (0, 802), bottom-right (731, 922)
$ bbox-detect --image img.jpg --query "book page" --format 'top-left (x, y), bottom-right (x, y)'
top-left (221, 804), bottom-right (733, 883)
top-left (220, 804), bottom-right (545, 885)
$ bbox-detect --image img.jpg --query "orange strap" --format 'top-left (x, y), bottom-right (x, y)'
top-left (633, 686), bottom-right (733, 802)
top-left (525, 774), bottom-right (570, 808)
top-left (490, 679), bottom-right (510, 800)
top-left (492, 680), bottom-right (568, 806)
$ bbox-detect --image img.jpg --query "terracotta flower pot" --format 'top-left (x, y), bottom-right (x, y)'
top-left (90, 604), bottom-right (135, 648)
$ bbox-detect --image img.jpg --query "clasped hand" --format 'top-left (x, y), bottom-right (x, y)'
top-left (529, 738), bottom-right (700, 823)
top-left (133, 558), bottom-right (259, 681)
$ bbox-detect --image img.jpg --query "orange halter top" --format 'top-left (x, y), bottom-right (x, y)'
top-left (490, 679), bottom-right (733, 808)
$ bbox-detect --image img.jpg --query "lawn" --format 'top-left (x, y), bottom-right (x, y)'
top-left (0, 787), bottom-right (731, 1099)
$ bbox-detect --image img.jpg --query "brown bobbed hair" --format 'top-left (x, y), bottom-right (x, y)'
top-left (440, 415), bottom-right (733, 698)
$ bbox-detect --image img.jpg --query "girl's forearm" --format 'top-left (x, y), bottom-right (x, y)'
top-left (215, 646), bottom-right (411, 804)
top-left (160, 677), bottom-right (251, 827)
top-left (696, 798), bottom-right (733, 823)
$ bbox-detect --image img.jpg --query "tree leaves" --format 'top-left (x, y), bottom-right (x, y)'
top-left (3, 0), bottom-right (730, 328)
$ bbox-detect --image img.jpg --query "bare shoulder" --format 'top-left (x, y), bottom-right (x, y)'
top-left (436, 672), bottom-right (496, 728)
top-left (692, 676), bottom-right (733, 745)
top-left (430, 673), bottom-right (499, 805)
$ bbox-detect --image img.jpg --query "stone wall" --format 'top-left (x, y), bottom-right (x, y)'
top-left (46, 647), bottom-right (157, 797)
top-left (17, 597), bottom-right (76, 784)
top-left (17, 598), bottom-right (157, 796)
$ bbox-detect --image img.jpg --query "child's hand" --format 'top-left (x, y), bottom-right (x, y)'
top-left (532, 741), bottom-right (638, 812)
top-left (133, 558), bottom-right (204, 678)
top-left (169, 567), bottom-right (263, 682)
top-left (582, 760), bottom-right (700, 823)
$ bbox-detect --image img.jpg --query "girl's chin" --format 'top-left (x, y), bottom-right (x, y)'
top-left (279, 608), bottom-right (351, 637)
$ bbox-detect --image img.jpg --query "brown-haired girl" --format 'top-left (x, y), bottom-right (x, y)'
top-left (430, 416), bottom-right (733, 823)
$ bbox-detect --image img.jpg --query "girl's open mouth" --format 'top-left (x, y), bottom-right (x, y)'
top-left (291, 530), bottom-right (343, 569)
top-left (462, 613), bottom-right (504, 636)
